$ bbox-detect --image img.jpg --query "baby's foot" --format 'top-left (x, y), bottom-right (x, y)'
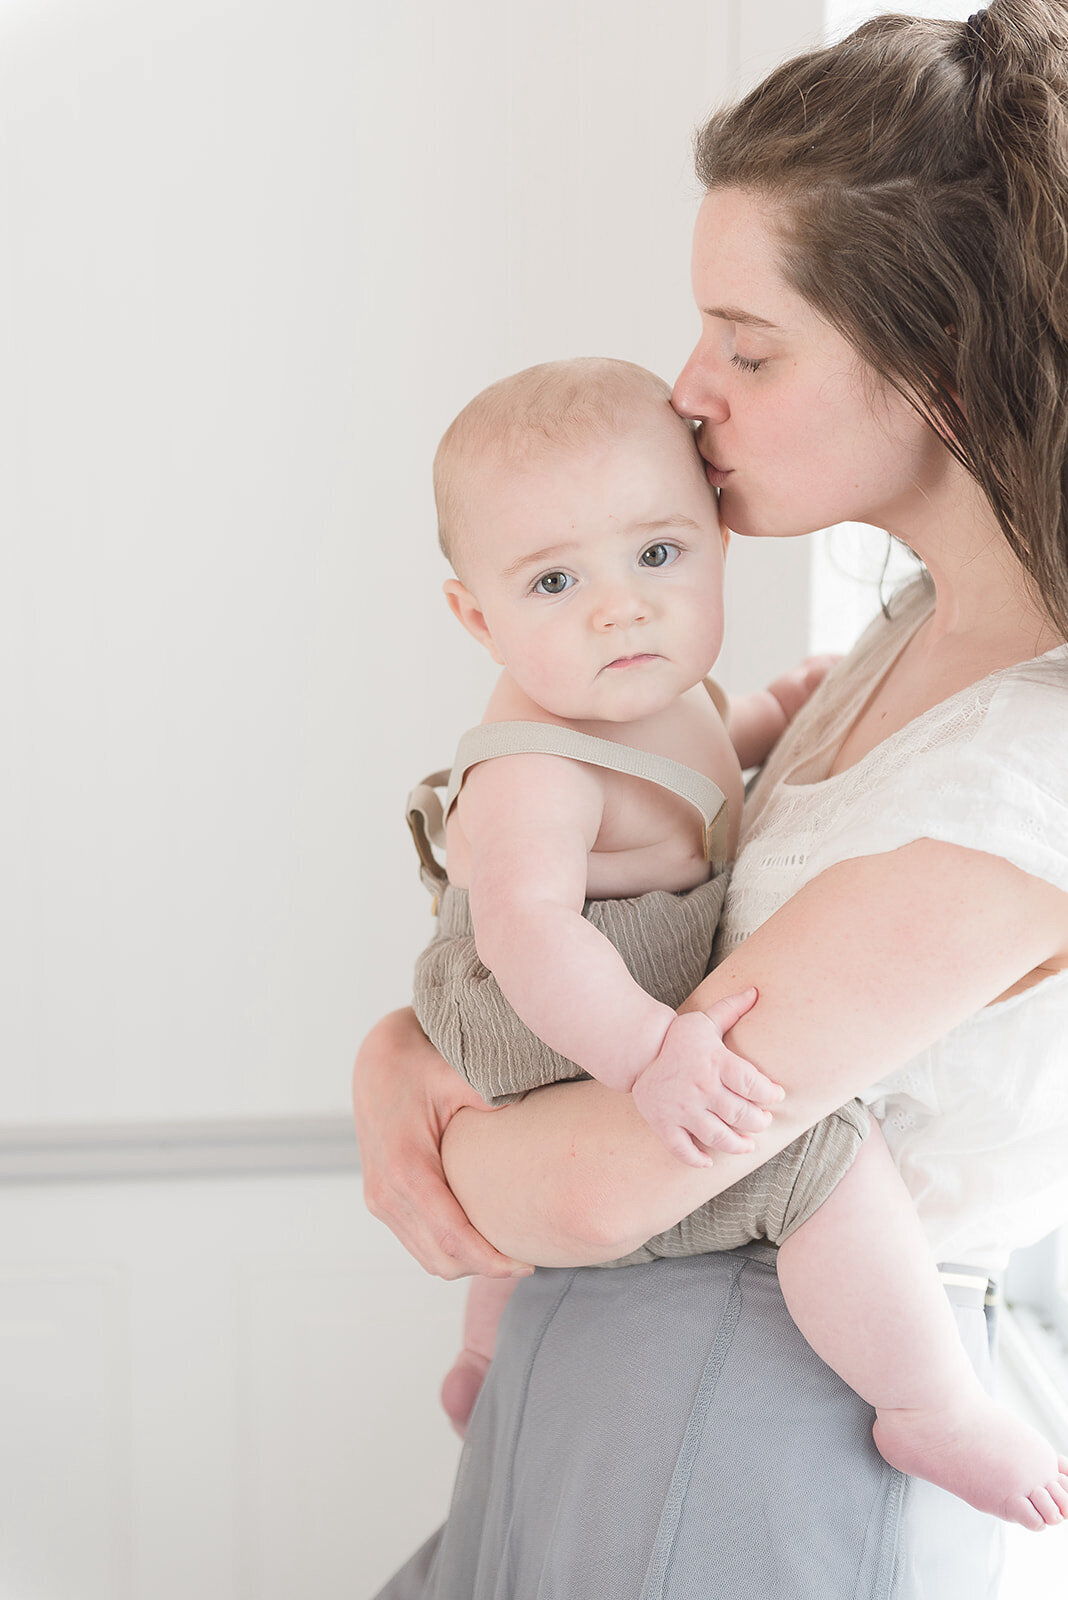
top-left (873, 1392), bottom-right (1068, 1528)
top-left (440, 1349), bottom-right (491, 1440)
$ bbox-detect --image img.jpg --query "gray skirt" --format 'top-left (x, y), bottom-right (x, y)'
top-left (373, 1248), bottom-right (1004, 1600)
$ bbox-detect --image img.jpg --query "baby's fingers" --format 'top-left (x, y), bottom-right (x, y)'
top-left (657, 1126), bottom-right (719, 1168)
top-left (659, 1118), bottom-right (753, 1168)
top-left (715, 1045), bottom-right (784, 1109)
top-left (655, 1108), bottom-right (759, 1166)
top-left (702, 986), bottom-right (758, 1039)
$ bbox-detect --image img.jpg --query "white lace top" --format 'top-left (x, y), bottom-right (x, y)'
top-left (715, 577), bottom-right (1068, 1270)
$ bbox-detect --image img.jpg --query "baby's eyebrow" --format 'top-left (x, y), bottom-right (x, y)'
top-left (501, 542), bottom-right (580, 579)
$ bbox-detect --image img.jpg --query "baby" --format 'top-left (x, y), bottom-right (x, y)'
top-left (405, 357), bottom-right (1066, 1527)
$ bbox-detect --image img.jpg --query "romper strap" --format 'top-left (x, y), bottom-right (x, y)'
top-left (444, 723), bottom-right (729, 865)
top-left (405, 769), bottom-right (452, 898)
top-left (702, 675), bottom-right (729, 720)
top-left (406, 715), bottom-right (730, 902)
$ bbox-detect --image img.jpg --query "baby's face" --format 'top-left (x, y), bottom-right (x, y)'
top-left (446, 408), bottom-right (727, 723)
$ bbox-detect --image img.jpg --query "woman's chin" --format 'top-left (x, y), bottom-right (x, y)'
top-left (722, 496), bottom-right (823, 542)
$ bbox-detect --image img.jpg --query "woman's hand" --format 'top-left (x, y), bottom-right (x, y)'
top-left (352, 1007), bottom-right (535, 1281)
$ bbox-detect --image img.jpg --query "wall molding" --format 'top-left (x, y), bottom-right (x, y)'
top-left (0, 1116), bottom-right (360, 1184)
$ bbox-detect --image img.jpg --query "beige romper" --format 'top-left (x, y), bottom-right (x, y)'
top-left (407, 720), bottom-right (868, 1266)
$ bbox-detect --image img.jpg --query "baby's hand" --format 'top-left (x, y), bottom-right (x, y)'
top-left (765, 653), bottom-right (841, 726)
top-left (630, 989), bottom-right (783, 1168)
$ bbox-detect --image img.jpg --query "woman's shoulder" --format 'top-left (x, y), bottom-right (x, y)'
top-left (811, 634), bottom-right (1068, 900)
top-left (978, 641), bottom-right (1068, 779)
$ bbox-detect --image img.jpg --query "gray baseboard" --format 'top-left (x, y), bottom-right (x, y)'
top-left (0, 1115), bottom-right (360, 1183)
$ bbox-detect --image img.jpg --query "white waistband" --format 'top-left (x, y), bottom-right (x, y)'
top-left (938, 1267), bottom-right (999, 1307)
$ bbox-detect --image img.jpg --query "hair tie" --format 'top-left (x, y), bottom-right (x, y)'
top-left (965, 8), bottom-right (987, 43)
top-left (963, 8), bottom-right (988, 90)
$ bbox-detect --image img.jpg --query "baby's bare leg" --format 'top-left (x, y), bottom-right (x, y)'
top-left (440, 1275), bottom-right (518, 1439)
top-left (776, 1123), bottom-right (1068, 1530)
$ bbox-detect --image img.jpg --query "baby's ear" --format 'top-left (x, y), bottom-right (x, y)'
top-left (443, 579), bottom-right (505, 666)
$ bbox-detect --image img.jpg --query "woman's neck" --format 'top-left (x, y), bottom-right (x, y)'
top-left (887, 462), bottom-right (1063, 662)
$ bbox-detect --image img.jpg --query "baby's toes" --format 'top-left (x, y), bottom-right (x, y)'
top-left (1048, 1477), bottom-right (1068, 1519)
top-left (1005, 1492), bottom-right (1047, 1531)
top-left (1028, 1486), bottom-right (1062, 1527)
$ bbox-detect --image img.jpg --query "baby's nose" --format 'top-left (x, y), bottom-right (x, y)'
top-left (591, 586), bottom-right (649, 629)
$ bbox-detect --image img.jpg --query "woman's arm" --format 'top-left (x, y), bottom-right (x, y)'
top-left (441, 837), bottom-right (1068, 1264)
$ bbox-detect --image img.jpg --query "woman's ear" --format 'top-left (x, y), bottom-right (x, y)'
top-left (443, 579), bottom-right (505, 665)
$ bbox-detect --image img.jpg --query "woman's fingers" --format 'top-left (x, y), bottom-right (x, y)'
top-left (353, 1008), bottom-right (534, 1281)
top-left (366, 1148), bottom-right (529, 1280)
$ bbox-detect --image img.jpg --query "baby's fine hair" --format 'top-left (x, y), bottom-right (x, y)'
top-left (433, 357), bottom-right (676, 572)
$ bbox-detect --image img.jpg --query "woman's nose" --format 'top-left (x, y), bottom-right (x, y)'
top-left (672, 347), bottom-right (730, 425)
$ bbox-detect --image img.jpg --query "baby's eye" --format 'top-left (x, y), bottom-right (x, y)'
top-left (533, 570), bottom-right (575, 596)
top-left (639, 543), bottom-right (680, 569)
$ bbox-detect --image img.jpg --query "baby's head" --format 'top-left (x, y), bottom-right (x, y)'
top-left (435, 357), bottom-right (727, 724)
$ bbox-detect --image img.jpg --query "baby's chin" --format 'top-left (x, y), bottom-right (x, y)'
top-left (530, 670), bottom-right (708, 725)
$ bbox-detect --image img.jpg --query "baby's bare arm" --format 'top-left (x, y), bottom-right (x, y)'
top-left (462, 752), bottom-right (778, 1162)
top-left (728, 655), bottom-right (840, 769)
top-left (462, 751), bottom-right (675, 1089)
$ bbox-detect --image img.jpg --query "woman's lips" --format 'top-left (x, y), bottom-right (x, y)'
top-left (704, 459), bottom-right (733, 489)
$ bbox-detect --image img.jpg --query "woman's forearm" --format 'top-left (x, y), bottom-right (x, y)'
top-left (441, 842), bottom-right (1068, 1264)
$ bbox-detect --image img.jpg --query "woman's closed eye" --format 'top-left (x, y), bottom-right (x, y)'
top-left (638, 542), bottom-right (681, 569)
top-left (730, 352), bottom-right (766, 373)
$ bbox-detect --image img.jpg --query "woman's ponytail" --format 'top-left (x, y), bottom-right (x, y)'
top-left (967, 2), bottom-right (1068, 337)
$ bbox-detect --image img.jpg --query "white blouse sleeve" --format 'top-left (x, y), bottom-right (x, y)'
top-left (805, 666), bottom-right (1068, 898)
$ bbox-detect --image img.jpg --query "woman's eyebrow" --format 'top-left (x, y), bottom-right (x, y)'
top-left (702, 303), bottom-right (783, 330)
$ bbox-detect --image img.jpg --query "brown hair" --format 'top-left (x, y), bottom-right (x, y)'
top-left (433, 357), bottom-right (676, 572)
top-left (695, 0), bottom-right (1068, 636)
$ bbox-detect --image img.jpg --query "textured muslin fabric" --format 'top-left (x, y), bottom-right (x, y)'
top-left (413, 875), bottom-right (729, 1105)
top-left (372, 1249), bottom-right (1003, 1600)
top-left (601, 1097), bottom-right (869, 1264)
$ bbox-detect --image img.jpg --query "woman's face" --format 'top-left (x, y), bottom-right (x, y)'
top-left (672, 187), bottom-right (948, 541)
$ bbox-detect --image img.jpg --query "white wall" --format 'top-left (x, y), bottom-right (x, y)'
top-left (0, 5), bottom-right (814, 1597)
top-left (2, 0), bottom-right (828, 1136)
top-left (0, 1171), bottom-right (465, 1600)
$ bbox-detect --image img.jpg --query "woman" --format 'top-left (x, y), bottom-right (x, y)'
top-left (354, 5), bottom-right (1068, 1594)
